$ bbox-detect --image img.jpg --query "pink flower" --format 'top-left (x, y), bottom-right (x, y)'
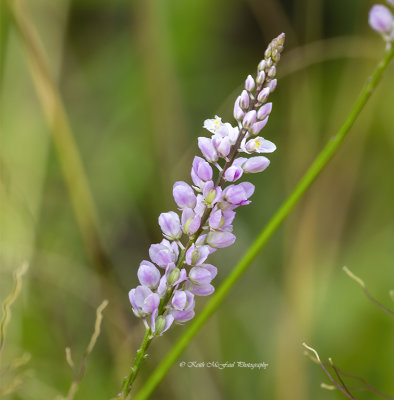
top-left (159, 211), bottom-right (182, 240)
top-left (173, 181), bottom-right (197, 209)
top-left (369, 4), bottom-right (394, 34)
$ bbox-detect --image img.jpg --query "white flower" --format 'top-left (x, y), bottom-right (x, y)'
top-left (240, 137), bottom-right (276, 154)
top-left (203, 115), bottom-right (223, 133)
top-left (203, 116), bottom-right (239, 145)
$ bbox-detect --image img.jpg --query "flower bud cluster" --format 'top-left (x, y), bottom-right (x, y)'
top-left (369, 3), bottom-right (394, 43)
top-left (129, 33), bottom-right (285, 336)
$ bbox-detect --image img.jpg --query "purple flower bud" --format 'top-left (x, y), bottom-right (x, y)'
top-left (193, 194), bottom-right (206, 216)
top-left (243, 156), bottom-right (270, 173)
top-left (223, 182), bottom-right (255, 206)
top-left (201, 263), bottom-right (218, 279)
top-left (190, 284), bottom-right (215, 296)
top-left (151, 309), bottom-right (174, 335)
top-left (257, 102), bottom-right (272, 120)
top-left (233, 96), bottom-right (245, 121)
top-left (191, 156), bottom-right (213, 188)
top-left (256, 70), bottom-right (266, 85)
top-left (267, 79), bottom-right (277, 92)
top-left (272, 49), bottom-right (280, 62)
top-left (250, 117), bottom-right (269, 135)
top-left (257, 87), bottom-right (270, 103)
top-left (171, 291), bottom-right (195, 322)
top-left (369, 4), bottom-right (394, 33)
top-left (173, 181), bottom-right (197, 209)
top-left (129, 286), bottom-right (160, 317)
top-left (189, 267), bottom-right (213, 285)
top-left (142, 293), bottom-right (160, 314)
top-left (258, 59), bottom-right (266, 72)
top-left (224, 165), bottom-right (243, 182)
top-left (181, 207), bottom-right (201, 235)
top-left (242, 110), bottom-right (257, 129)
top-left (240, 90), bottom-right (250, 110)
top-left (172, 308), bottom-right (195, 322)
top-left (206, 231), bottom-right (236, 248)
top-left (138, 261), bottom-right (161, 289)
top-left (209, 209), bottom-right (223, 230)
top-left (268, 66), bottom-right (276, 78)
top-left (245, 75), bottom-right (255, 91)
top-left (233, 157), bottom-right (248, 168)
top-left (159, 211), bottom-right (182, 240)
top-left (221, 210), bottom-right (235, 231)
top-left (185, 244), bottom-right (210, 266)
top-left (198, 137), bottom-right (219, 162)
top-left (208, 209), bottom-right (234, 231)
top-left (172, 290), bottom-right (187, 310)
top-left (212, 135), bottom-right (231, 158)
top-left (149, 240), bottom-right (179, 268)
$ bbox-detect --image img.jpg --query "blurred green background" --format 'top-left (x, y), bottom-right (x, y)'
top-left (1, 0), bottom-right (393, 399)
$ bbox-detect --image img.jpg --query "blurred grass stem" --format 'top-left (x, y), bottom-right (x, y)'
top-left (4, 0), bottom-right (112, 274)
top-left (0, 262), bottom-right (28, 360)
top-left (62, 300), bottom-right (108, 400)
top-left (343, 266), bottom-right (394, 317)
top-left (133, 44), bottom-right (394, 400)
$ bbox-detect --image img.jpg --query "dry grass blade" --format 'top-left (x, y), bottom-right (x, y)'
top-left (0, 262), bottom-right (29, 359)
top-left (4, 0), bottom-right (112, 275)
top-left (302, 343), bottom-right (356, 399)
top-left (62, 300), bottom-right (109, 400)
top-left (343, 267), bottom-right (394, 318)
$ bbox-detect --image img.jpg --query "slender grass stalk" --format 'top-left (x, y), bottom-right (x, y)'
top-left (133, 45), bottom-right (394, 400)
top-left (343, 266), bottom-right (394, 317)
top-left (0, 262), bottom-right (29, 360)
top-left (4, 0), bottom-right (112, 274)
top-left (303, 344), bottom-right (356, 399)
top-left (62, 300), bottom-right (108, 400)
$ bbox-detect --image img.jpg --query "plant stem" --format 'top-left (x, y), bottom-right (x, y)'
top-left (133, 45), bottom-right (394, 400)
top-left (5, 0), bottom-right (113, 275)
top-left (118, 328), bottom-right (153, 400)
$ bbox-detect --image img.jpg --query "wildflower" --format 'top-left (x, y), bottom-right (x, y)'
top-left (159, 212), bottom-right (182, 240)
top-left (369, 4), bottom-right (394, 42)
top-left (191, 156), bottom-right (213, 190)
top-left (137, 261), bottom-right (161, 289)
top-left (128, 33), bottom-right (286, 335)
top-left (173, 182), bottom-right (197, 209)
top-left (149, 240), bottom-right (179, 268)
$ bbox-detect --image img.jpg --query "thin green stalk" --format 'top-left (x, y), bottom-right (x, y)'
top-left (134, 45), bottom-right (394, 400)
top-left (118, 328), bottom-right (153, 400)
top-left (4, 0), bottom-right (112, 274)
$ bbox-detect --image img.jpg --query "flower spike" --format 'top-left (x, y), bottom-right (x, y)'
top-left (128, 33), bottom-right (286, 334)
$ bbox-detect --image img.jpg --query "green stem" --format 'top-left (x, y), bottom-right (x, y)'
top-left (134, 45), bottom-right (394, 400)
top-left (118, 328), bottom-right (153, 400)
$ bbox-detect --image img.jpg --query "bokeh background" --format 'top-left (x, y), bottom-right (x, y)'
top-left (1, 0), bottom-right (393, 399)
